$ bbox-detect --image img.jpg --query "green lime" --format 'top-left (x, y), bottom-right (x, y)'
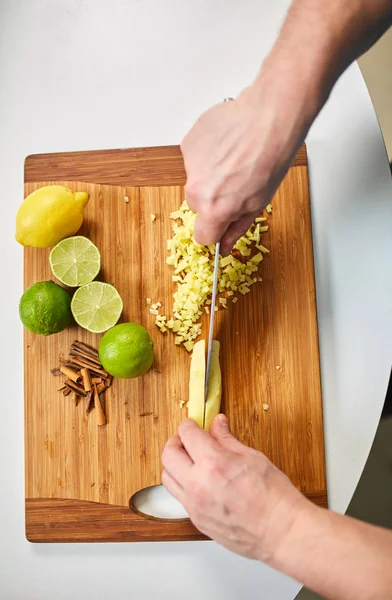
top-left (99, 323), bottom-right (154, 378)
top-left (71, 282), bottom-right (123, 333)
top-left (49, 236), bottom-right (100, 287)
top-left (19, 280), bottom-right (72, 335)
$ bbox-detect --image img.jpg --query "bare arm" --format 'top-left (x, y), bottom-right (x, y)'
top-left (273, 497), bottom-right (392, 599)
top-left (182, 0), bottom-right (392, 253)
top-left (162, 417), bottom-right (392, 600)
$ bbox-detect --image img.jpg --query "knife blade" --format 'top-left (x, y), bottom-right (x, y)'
top-left (205, 240), bottom-right (220, 400)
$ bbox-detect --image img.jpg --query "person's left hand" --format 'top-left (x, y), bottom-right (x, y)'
top-left (162, 415), bottom-right (308, 562)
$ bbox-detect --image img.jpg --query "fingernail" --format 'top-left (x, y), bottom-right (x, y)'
top-left (218, 414), bottom-right (228, 427)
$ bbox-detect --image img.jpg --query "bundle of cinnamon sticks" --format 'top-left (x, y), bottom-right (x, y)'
top-left (51, 340), bottom-right (112, 426)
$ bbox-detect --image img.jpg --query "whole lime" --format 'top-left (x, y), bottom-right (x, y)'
top-left (19, 280), bottom-right (72, 335)
top-left (99, 323), bottom-right (154, 378)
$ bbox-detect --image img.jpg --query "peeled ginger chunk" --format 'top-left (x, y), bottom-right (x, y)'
top-left (187, 339), bottom-right (206, 428)
top-left (187, 339), bottom-right (222, 430)
top-left (204, 341), bottom-right (222, 431)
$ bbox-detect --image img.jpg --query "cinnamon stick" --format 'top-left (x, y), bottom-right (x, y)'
top-left (96, 382), bottom-right (106, 395)
top-left (99, 391), bottom-right (106, 416)
top-left (60, 365), bottom-right (81, 383)
top-left (53, 341), bottom-right (112, 424)
top-left (61, 362), bottom-right (79, 372)
top-left (63, 361), bottom-right (82, 370)
top-left (94, 384), bottom-right (106, 426)
top-left (69, 349), bottom-right (102, 367)
top-left (85, 390), bottom-right (94, 414)
top-left (72, 341), bottom-right (99, 358)
top-left (80, 368), bottom-right (92, 392)
top-left (71, 391), bottom-right (79, 406)
top-left (64, 380), bottom-right (87, 396)
top-left (67, 357), bottom-right (108, 378)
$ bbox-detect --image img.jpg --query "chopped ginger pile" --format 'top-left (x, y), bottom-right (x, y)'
top-left (150, 200), bottom-right (271, 351)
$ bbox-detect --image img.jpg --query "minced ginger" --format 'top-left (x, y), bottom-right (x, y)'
top-left (150, 200), bottom-right (270, 351)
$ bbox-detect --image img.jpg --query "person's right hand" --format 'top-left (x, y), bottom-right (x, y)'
top-left (181, 83), bottom-right (309, 255)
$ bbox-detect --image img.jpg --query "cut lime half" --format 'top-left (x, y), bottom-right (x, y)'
top-left (71, 282), bottom-right (123, 333)
top-left (49, 236), bottom-right (100, 287)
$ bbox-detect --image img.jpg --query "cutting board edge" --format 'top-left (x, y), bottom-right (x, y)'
top-left (24, 143), bottom-right (307, 186)
top-left (25, 491), bottom-right (327, 543)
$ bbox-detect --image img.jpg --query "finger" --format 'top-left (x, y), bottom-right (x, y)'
top-left (178, 418), bottom-right (221, 463)
top-left (161, 469), bottom-right (185, 504)
top-left (209, 414), bottom-right (251, 455)
top-left (162, 435), bottom-right (194, 485)
top-left (220, 212), bottom-right (256, 255)
top-left (193, 213), bottom-right (229, 246)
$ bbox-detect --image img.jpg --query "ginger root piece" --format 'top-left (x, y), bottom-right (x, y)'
top-left (187, 339), bottom-right (206, 428)
top-left (188, 339), bottom-right (222, 430)
top-left (204, 341), bottom-right (222, 431)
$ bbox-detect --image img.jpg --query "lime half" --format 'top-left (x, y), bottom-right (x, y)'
top-left (71, 282), bottom-right (123, 333)
top-left (49, 236), bottom-right (100, 287)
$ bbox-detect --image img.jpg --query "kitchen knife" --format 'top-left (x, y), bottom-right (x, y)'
top-left (205, 240), bottom-right (220, 400)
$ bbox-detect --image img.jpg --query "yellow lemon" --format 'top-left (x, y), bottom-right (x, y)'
top-left (15, 185), bottom-right (89, 247)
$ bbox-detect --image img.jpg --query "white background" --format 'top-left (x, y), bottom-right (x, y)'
top-left (1, 1), bottom-right (391, 598)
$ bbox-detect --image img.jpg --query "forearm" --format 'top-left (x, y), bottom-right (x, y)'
top-left (242, 0), bottom-right (392, 171)
top-left (270, 502), bottom-right (392, 600)
top-left (264, 0), bottom-right (392, 97)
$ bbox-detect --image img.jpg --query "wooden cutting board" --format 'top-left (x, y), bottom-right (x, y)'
top-left (24, 144), bottom-right (326, 543)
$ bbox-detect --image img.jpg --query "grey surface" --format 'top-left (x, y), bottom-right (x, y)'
top-left (348, 417), bottom-right (392, 529)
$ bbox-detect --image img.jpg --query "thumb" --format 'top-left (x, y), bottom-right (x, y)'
top-left (209, 414), bottom-right (250, 454)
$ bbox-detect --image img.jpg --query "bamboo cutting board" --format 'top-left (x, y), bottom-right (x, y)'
top-left (24, 144), bottom-right (326, 543)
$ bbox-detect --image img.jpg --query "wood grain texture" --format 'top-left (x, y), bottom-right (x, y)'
top-left (26, 490), bottom-right (327, 543)
top-left (24, 144), bottom-right (307, 186)
top-left (26, 498), bottom-right (207, 543)
top-left (24, 144), bottom-right (326, 543)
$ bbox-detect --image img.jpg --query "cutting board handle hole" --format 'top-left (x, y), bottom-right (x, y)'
top-left (130, 485), bottom-right (189, 520)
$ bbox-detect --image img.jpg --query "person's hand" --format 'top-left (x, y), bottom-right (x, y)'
top-left (181, 84), bottom-right (308, 255)
top-left (162, 415), bottom-right (308, 562)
